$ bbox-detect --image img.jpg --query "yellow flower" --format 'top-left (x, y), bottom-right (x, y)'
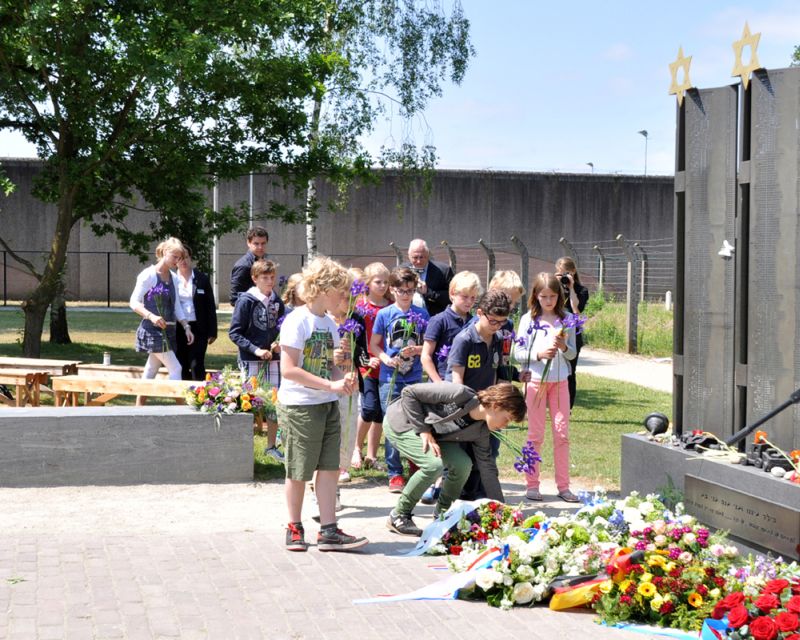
top-left (647, 555), bottom-right (666, 568)
top-left (241, 394), bottom-right (251, 402)
top-left (640, 572), bottom-right (653, 583)
top-left (241, 401), bottom-right (252, 411)
top-left (637, 582), bottom-right (657, 598)
top-left (619, 579), bottom-right (632, 593)
top-left (687, 592), bottom-right (703, 608)
top-left (205, 373), bottom-right (212, 381)
top-left (250, 376), bottom-right (258, 387)
top-left (599, 580), bottom-right (614, 594)
top-left (650, 595), bottom-right (664, 611)
top-left (664, 562), bottom-right (676, 573)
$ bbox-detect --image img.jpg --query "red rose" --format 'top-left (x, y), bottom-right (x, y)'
top-left (750, 615), bottom-right (780, 640)
top-left (727, 605), bottom-right (750, 629)
top-left (763, 579), bottom-right (791, 595)
top-left (788, 596), bottom-right (800, 614)
top-left (720, 592), bottom-right (746, 608)
top-left (449, 545), bottom-right (462, 556)
top-left (776, 612), bottom-right (800, 632)
top-left (755, 593), bottom-right (781, 613)
top-left (785, 635), bottom-right (800, 640)
top-left (659, 601), bottom-right (675, 615)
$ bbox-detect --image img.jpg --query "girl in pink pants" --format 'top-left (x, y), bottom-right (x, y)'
top-left (512, 272), bottom-right (578, 503)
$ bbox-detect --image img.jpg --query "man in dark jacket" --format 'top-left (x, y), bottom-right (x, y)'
top-left (383, 381), bottom-right (526, 536)
top-left (401, 239), bottom-right (454, 316)
top-left (229, 226), bottom-right (269, 306)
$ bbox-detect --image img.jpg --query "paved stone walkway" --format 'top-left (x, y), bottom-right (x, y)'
top-left (0, 352), bottom-right (675, 639)
top-left (0, 480), bottom-right (666, 640)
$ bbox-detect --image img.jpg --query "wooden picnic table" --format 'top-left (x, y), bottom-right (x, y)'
top-left (52, 375), bottom-right (195, 407)
top-left (0, 356), bottom-right (80, 377)
top-left (77, 364), bottom-right (171, 379)
top-left (0, 369), bottom-right (48, 407)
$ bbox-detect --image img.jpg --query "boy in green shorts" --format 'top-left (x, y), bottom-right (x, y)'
top-left (277, 256), bottom-right (368, 552)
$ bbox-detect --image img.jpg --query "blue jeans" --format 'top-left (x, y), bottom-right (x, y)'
top-left (379, 379), bottom-right (413, 478)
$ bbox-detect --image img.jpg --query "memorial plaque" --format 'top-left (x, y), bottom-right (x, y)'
top-left (685, 475), bottom-right (800, 560)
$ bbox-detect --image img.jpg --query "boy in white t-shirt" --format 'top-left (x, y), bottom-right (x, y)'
top-left (278, 257), bottom-right (368, 552)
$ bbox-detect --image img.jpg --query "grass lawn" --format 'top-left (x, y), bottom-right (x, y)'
top-left (582, 296), bottom-right (673, 357)
top-left (1, 308), bottom-right (671, 490)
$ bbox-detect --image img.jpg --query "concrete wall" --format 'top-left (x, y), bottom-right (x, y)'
top-left (0, 406), bottom-right (253, 486)
top-left (0, 158), bottom-right (674, 302)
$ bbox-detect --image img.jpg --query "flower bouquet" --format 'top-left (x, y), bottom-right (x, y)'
top-left (185, 366), bottom-right (277, 424)
top-left (710, 578), bottom-right (800, 639)
top-left (436, 501), bottom-right (524, 556)
top-left (593, 516), bottom-right (738, 631)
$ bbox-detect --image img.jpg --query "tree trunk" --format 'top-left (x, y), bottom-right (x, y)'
top-left (305, 88), bottom-right (323, 263)
top-left (49, 283), bottom-right (71, 344)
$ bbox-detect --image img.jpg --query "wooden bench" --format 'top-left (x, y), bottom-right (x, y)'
top-left (77, 364), bottom-right (172, 379)
top-left (52, 376), bottom-right (196, 407)
top-left (0, 370), bottom-right (48, 407)
top-left (0, 357), bottom-right (80, 377)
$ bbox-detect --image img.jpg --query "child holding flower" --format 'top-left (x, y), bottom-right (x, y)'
top-left (129, 237), bottom-right (194, 403)
top-left (228, 259), bottom-right (285, 460)
top-left (352, 262), bottom-right (391, 471)
top-left (278, 256), bottom-right (366, 552)
top-left (511, 272), bottom-right (577, 503)
top-left (370, 267), bottom-right (430, 493)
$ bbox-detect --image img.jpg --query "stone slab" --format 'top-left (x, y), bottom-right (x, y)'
top-left (0, 406), bottom-right (253, 486)
top-left (622, 433), bottom-right (800, 558)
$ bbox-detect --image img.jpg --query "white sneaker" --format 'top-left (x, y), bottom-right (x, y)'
top-left (338, 470), bottom-right (351, 483)
top-left (264, 446), bottom-right (285, 463)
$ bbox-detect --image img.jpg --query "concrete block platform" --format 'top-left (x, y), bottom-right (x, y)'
top-left (0, 406), bottom-right (253, 486)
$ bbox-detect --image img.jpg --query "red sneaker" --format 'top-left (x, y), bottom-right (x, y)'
top-left (388, 475), bottom-right (406, 493)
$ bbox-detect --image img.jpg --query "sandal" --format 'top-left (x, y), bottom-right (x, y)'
top-left (363, 457), bottom-right (385, 472)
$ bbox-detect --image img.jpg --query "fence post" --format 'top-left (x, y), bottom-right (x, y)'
top-left (616, 234), bottom-right (638, 354)
top-left (510, 235), bottom-right (529, 314)
top-left (106, 252), bottom-right (111, 308)
top-left (559, 237), bottom-right (578, 268)
top-left (388, 242), bottom-right (404, 267)
top-left (477, 239), bottom-right (495, 286)
top-left (592, 245), bottom-right (605, 293)
top-left (440, 240), bottom-right (457, 272)
top-left (634, 242), bottom-right (647, 302)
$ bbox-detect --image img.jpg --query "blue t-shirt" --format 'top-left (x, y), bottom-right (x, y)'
top-left (423, 306), bottom-right (472, 379)
top-left (373, 304), bottom-right (430, 384)
top-left (446, 323), bottom-right (505, 391)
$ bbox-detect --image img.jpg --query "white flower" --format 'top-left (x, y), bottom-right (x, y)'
top-left (652, 520), bottom-right (667, 535)
top-left (475, 569), bottom-right (496, 591)
top-left (725, 546), bottom-right (739, 557)
top-left (532, 583), bottom-right (548, 601)
top-left (678, 551), bottom-right (693, 564)
top-left (516, 565), bottom-right (534, 580)
top-left (546, 528), bottom-right (561, 544)
top-left (682, 533), bottom-right (696, 545)
top-left (502, 575), bottom-right (514, 586)
top-left (500, 597), bottom-right (513, 610)
top-left (638, 502), bottom-right (654, 516)
top-left (527, 535), bottom-right (549, 557)
top-left (653, 535), bottom-right (667, 547)
top-left (709, 544), bottom-right (725, 557)
top-left (512, 581), bottom-right (535, 604)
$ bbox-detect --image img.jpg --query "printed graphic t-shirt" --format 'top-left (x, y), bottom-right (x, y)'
top-left (277, 305), bottom-right (340, 406)
top-left (373, 304), bottom-right (429, 384)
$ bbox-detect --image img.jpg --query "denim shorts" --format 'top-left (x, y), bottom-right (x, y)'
top-left (359, 376), bottom-right (383, 423)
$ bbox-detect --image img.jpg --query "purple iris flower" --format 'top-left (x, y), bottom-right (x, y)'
top-left (350, 279), bottom-right (369, 297)
top-left (338, 318), bottom-right (363, 337)
top-left (278, 275), bottom-right (288, 289)
top-left (514, 335), bottom-right (528, 348)
top-left (276, 314), bottom-right (286, 330)
top-left (531, 318), bottom-right (548, 335)
top-left (436, 344), bottom-right (451, 362)
top-left (355, 303), bottom-right (376, 320)
top-left (406, 311), bottom-right (428, 333)
top-left (562, 313), bottom-right (588, 334)
top-left (513, 440), bottom-right (541, 474)
top-left (145, 281), bottom-right (169, 303)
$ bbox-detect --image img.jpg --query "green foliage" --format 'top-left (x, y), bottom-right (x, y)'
top-left (584, 290), bottom-right (609, 316)
top-left (793, 45), bottom-right (800, 66)
top-left (583, 300), bottom-right (673, 357)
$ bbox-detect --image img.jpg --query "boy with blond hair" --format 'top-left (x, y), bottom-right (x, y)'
top-left (278, 256), bottom-right (367, 552)
top-left (421, 271), bottom-right (482, 383)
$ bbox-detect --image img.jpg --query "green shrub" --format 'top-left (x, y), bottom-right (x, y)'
top-left (583, 300), bottom-right (672, 357)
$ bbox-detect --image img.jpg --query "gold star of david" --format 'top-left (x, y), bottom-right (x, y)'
top-left (668, 46), bottom-right (693, 106)
top-left (731, 22), bottom-right (762, 90)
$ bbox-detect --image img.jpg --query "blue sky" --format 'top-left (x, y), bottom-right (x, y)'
top-left (2, 1), bottom-right (799, 176)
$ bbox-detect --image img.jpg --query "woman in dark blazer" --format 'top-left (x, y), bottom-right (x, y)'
top-left (175, 249), bottom-right (218, 380)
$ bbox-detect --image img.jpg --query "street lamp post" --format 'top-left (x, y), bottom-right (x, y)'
top-left (638, 130), bottom-right (648, 177)
top-left (586, 162), bottom-right (594, 173)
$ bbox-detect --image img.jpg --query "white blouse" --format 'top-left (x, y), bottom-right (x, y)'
top-left (129, 265), bottom-right (187, 323)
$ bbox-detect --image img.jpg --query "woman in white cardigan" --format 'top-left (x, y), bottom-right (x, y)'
top-left (129, 238), bottom-right (194, 394)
